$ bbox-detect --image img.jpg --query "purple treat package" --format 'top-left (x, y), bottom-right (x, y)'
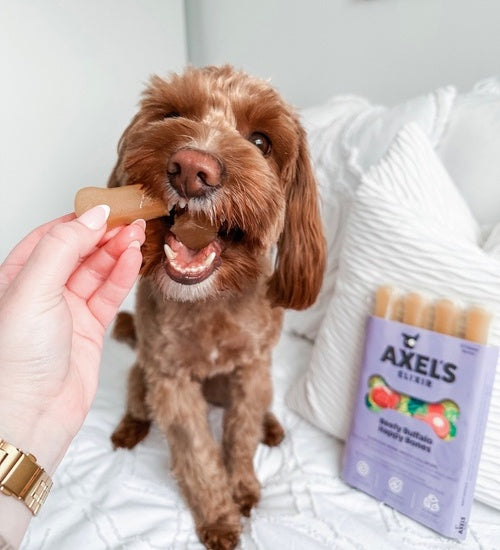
top-left (341, 315), bottom-right (498, 540)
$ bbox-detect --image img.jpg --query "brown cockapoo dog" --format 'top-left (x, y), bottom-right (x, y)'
top-left (110, 65), bottom-right (325, 550)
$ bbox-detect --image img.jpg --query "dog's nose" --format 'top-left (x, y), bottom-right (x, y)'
top-left (167, 149), bottom-right (222, 198)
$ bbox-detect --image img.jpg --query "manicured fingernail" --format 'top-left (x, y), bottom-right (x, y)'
top-left (131, 219), bottom-right (146, 230)
top-left (78, 204), bottom-right (110, 230)
top-left (128, 240), bottom-right (141, 249)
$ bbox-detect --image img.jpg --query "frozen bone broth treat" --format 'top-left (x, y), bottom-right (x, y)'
top-left (170, 211), bottom-right (218, 250)
top-left (74, 185), bottom-right (219, 250)
top-left (74, 184), bottom-right (168, 228)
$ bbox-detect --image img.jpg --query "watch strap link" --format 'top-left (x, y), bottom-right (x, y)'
top-left (0, 439), bottom-right (52, 515)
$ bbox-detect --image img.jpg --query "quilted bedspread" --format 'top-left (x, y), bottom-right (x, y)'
top-left (21, 321), bottom-right (500, 550)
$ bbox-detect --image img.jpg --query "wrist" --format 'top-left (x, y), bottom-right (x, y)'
top-left (0, 493), bottom-right (32, 548)
top-left (0, 436), bottom-right (58, 549)
top-left (0, 406), bottom-right (72, 477)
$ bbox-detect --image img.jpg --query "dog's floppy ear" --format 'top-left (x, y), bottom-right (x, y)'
top-left (107, 113), bottom-right (141, 188)
top-left (267, 123), bottom-right (326, 310)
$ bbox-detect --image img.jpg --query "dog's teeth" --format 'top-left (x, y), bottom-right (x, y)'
top-left (164, 243), bottom-right (177, 261)
top-left (203, 252), bottom-right (216, 267)
top-left (178, 198), bottom-right (187, 209)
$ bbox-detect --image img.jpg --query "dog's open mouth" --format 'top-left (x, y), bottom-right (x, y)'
top-left (164, 234), bottom-right (221, 285)
top-left (163, 206), bottom-right (242, 285)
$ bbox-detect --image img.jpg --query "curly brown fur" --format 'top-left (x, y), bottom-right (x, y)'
top-left (110, 65), bottom-right (325, 550)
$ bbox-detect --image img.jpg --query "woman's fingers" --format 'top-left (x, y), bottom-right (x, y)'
top-left (66, 220), bottom-right (145, 301)
top-left (7, 206), bottom-right (110, 305)
top-left (0, 214), bottom-right (75, 296)
top-left (87, 242), bottom-right (143, 328)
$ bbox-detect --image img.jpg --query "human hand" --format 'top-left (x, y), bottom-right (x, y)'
top-left (0, 205), bottom-right (145, 475)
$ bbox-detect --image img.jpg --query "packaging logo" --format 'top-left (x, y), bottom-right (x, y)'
top-left (379, 332), bottom-right (457, 384)
top-left (402, 333), bottom-right (418, 349)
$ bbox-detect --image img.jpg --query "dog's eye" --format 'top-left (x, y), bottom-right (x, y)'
top-left (248, 132), bottom-right (272, 156)
top-left (164, 112), bottom-right (180, 119)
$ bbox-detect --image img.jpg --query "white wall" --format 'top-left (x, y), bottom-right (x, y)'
top-left (3, 0), bottom-right (499, 262)
top-left (0, 0), bottom-right (187, 261)
top-left (186, 0), bottom-right (500, 109)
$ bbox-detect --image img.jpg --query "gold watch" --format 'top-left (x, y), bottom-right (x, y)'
top-left (0, 439), bottom-right (52, 515)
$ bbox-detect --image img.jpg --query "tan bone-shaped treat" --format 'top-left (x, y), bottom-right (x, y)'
top-left (464, 306), bottom-right (492, 345)
top-left (433, 299), bottom-right (460, 336)
top-left (74, 184), bottom-right (168, 229)
top-left (374, 286), bottom-right (396, 319)
top-left (75, 185), bottom-right (218, 248)
top-left (403, 292), bottom-right (429, 328)
top-left (374, 287), bottom-right (493, 344)
top-left (170, 212), bottom-right (218, 250)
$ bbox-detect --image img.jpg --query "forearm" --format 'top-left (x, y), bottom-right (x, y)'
top-left (0, 497), bottom-right (31, 549)
top-left (0, 539), bottom-right (14, 550)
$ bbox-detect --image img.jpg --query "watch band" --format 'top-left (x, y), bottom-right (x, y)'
top-left (0, 439), bottom-right (52, 515)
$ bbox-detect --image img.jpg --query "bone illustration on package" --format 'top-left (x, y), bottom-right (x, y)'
top-left (342, 286), bottom-right (498, 540)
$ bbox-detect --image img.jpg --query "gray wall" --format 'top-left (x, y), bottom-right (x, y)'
top-left (2, 0), bottom-right (500, 261)
top-left (0, 0), bottom-right (187, 261)
top-left (186, 0), bottom-right (500, 108)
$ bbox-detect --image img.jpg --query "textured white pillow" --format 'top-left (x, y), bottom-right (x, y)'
top-left (287, 123), bottom-right (500, 509)
top-left (285, 86), bottom-right (457, 341)
top-left (287, 78), bottom-right (500, 341)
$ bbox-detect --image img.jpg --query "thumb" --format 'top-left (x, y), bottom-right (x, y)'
top-left (13, 205), bottom-right (111, 301)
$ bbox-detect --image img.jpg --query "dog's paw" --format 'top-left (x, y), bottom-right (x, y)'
top-left (198, 516), bottom-right (241, 550)
top-left (262, 412), bottom-right (285, 447)
top-left (234, 490), bottom-right (259, 517)
top-left (111, 413), bottom-right (150, 449)
top-left (232, 476), bottom-right (260, 517)
top-left (112, 311), bottom-right (136, 348)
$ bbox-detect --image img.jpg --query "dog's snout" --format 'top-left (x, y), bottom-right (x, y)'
top-left (167, 149), bottom-right (222, 198)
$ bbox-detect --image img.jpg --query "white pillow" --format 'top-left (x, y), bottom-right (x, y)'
top-left (288, 79), bottom-right (500, 341)
top-left (287, 123), bottom-right (500, 509)
top-left (438, 77), bottom-right (500, 228)
top-left (285, 96), bottom-right (372, 340)
top-left (286, 86), bottom-right (457, 341)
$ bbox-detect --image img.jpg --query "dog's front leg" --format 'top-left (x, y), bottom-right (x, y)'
top-left (147, 371), bottom-right (241, 550)
top-left (223, 360), bottom-right (272, 516)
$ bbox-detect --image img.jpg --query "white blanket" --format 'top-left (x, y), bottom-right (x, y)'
top-left (22, 322), bottom-right (500, 549)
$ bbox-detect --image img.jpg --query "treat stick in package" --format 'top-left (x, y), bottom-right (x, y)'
top-left (342, 287), bottom-right (498, 540)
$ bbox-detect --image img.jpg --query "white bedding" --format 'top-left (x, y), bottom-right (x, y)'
top-left (22, 321), bottom-right (500, 550)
